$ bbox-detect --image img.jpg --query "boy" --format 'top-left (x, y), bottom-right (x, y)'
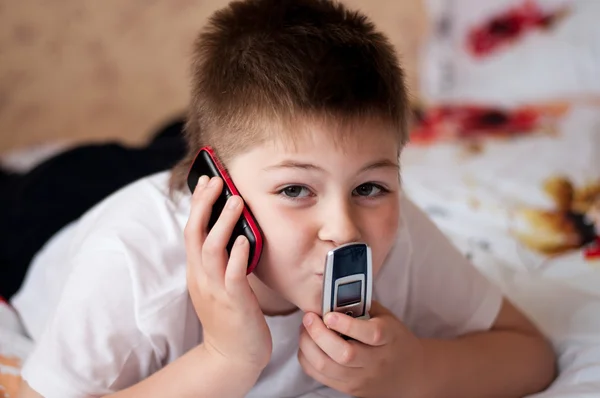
top-left (17, 0), bottom-right (557, 397)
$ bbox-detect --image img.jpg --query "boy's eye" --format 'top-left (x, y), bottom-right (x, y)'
top-left (353, 183), bottom-right (383, 197)
top-left (280, 185), bottom-right (311, 198)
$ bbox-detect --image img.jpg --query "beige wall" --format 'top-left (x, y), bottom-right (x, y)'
top-left (0, 0), bottom-right (428, 154)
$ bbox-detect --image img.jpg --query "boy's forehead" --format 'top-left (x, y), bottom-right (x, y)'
top-left (222, 115), bottom-right (401, 175)
top-left (231, 122), bottom-right (399, 172)
top-left (263, 115), bottom-right (399, 154)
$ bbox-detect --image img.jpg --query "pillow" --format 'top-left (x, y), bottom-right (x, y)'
top-left (420, 0), bottom-right (600, 104)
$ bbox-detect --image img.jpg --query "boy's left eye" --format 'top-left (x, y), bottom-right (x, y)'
top-left (353, 183), bottom-right (385, 197)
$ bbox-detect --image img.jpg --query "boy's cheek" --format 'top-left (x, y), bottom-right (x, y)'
top-left (257, 200), bottom-right (314, 233)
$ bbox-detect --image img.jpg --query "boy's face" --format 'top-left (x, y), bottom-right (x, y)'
top-left (227, 119), bottom-right (401, 315)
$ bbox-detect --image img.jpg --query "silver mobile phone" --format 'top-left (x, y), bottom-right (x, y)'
top-left (322, 242), bottom-right (372, 321)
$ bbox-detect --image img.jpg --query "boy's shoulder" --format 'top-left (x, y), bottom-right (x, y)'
top-left (67, 169), bottom-right (191, 292)
top-left (13, 171), bottom-right (195, 342)
top-left (70, 170), bottom-right (189, 250)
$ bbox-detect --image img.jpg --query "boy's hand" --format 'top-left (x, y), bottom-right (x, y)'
top-left (298, 301), bottom-right (428, 398)
top-left (185, 176), bottom-right (272, 373)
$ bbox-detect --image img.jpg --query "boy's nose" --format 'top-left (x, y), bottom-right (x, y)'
top-left (317, 201), bottom-right (362, 246)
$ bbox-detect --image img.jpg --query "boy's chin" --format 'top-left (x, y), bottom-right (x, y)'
top-left (288, 285), bottom-right (323, 315)
top-left (296, 300), bottom-right (323, 316)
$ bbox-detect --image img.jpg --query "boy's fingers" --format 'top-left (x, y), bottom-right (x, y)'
top-left (298, 349), bottom-right (330, 385)
top-left (303, 313), bottom-right (363, 368)
top-left (201, 194), bottom-right (244, 281)
top-left (323, 307), bottom-right (391, 347)
top-left (297, 348), bottom-right (359, 395)
top-left (298, 326), bottom-right (348, 380)
top-left (184, 175), bottom-right (219, 262)
top-left (224, 235), bottom-right (251, 293)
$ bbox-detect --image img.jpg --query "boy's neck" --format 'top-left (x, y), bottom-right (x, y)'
top-left (248, 274), bottom-right (299, 317)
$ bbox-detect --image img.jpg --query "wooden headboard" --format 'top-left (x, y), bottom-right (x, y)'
top-left (0, 0), bottom-right (428, 154)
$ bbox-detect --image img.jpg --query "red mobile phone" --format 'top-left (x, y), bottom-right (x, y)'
top-left (187, 146), bottom-right (263, 274)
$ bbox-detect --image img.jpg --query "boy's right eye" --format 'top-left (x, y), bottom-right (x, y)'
top-left (279, 185), bottom-right (311, 199)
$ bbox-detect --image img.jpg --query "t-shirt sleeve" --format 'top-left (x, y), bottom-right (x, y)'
top-left (20, 248), bottom-right (157, 398)
top-left (400, 197), bottom-right (504, 339)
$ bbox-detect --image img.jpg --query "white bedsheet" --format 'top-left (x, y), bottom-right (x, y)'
top-left (401, 102), bottom-right (600, 396)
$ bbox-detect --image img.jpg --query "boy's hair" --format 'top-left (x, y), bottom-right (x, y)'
top-left (170, 0), bottom-right (410, 192)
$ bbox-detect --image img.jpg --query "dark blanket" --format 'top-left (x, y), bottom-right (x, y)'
top-left (0, 118), bottom-right (186, 299)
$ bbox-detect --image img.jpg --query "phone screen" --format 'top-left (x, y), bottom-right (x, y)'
top-left (336, 281), bottom-right (362, 307)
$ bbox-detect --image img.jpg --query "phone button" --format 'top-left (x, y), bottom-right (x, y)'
top-left (345, 311), bottom-right (353, 317)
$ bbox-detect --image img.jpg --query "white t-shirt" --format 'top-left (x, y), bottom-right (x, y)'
top-left (13, 171), bottom-right (503, 398)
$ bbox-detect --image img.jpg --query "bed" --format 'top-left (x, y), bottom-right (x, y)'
top-left (3, 112), bottom-right (599, 398)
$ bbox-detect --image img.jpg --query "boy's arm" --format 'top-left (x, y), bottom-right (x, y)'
top-left (19, 344), bottom-right (262, 398)
top-left (17, 245), bottom-right (263, 398)
top-left (396, 197), bottom-right (557, 397)
top-left (420, 298), bottom-right (557, 398)
top-left (107, 345), bottom-right (261, 398)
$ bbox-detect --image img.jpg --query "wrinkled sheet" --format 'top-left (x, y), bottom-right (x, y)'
top-left (402, 102), bottom-right (600, 397)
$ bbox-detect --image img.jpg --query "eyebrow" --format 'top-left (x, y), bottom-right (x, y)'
top-left (263, 159), bottom-right (399, 173)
